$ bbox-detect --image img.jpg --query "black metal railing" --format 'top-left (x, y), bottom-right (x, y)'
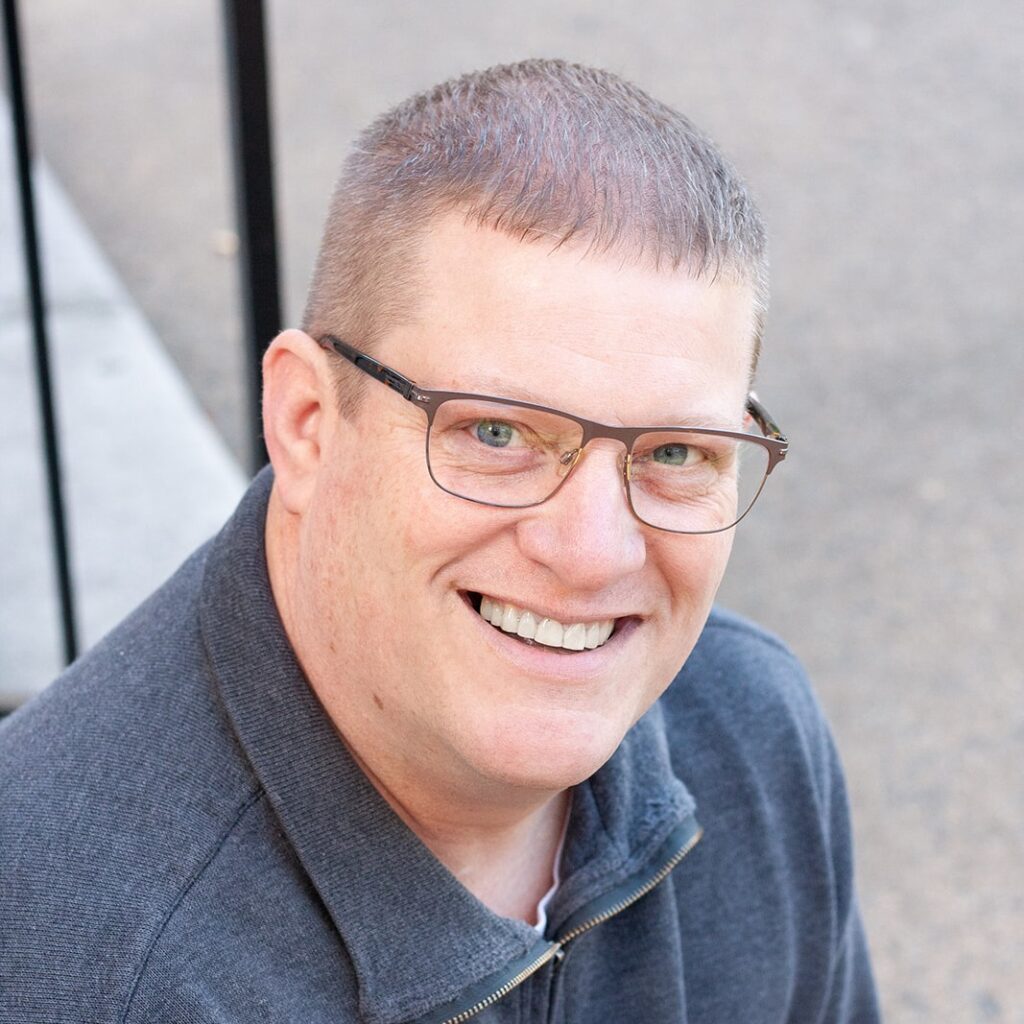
top-left (1, 0), bottom-right (281, 674)
top-left (222, 0), bottom-right (281, 473)
top-left (2, 0), bottom-right (78, 663)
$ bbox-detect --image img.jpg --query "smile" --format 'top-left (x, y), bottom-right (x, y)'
top-left (473, 594), bottom-right (617, 652)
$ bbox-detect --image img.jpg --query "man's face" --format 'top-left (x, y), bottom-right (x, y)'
top-left (298, 214), bottom-right (756, 797)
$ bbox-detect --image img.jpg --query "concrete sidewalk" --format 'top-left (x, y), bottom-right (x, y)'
top-left (0, 103), bottom-right (245, 706)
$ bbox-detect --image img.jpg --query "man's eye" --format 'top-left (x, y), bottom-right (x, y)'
top-left (652, 443), bottom-right (697, 466)
top-left (475, 420), bottom-right (517, 447)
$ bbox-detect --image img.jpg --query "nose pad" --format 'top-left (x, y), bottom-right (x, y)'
top-left (621, 450), bottom-right (635, 511)
top-left (557, 447), bottom-right (583, 476)
top-left (558, 444), bottom-right (632, 503)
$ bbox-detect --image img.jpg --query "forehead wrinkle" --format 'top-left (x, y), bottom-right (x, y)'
top-left (533, 342), bottom-right (747, 427)
top-left (407, 320), bottom-right (748, 429)
top-left (424, 369), bottom-right (743, 431)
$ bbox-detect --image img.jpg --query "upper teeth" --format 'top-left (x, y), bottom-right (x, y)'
top-left (478, 596), bottom-right (616, 651)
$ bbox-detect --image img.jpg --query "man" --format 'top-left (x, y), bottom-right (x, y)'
top-left (0, 60), bottom-right (879, 1022)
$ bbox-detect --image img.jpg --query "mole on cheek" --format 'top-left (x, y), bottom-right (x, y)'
top-left (373, 693), bottom-right (384, 711)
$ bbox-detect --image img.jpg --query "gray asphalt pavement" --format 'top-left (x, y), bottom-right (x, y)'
top-left (8, 2), bottom-right (1024, 1020)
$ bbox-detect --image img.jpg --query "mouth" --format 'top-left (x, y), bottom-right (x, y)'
top-left (466, 592), bottom-right (628, 654)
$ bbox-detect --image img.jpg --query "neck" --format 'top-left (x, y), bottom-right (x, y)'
top-left (351, 739), bottom-right (571, 923)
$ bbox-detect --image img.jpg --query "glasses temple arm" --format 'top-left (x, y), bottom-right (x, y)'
top-left (746, 391), bottom-right (787, 442)
top-left (319, 334), bottom-right (420, 401)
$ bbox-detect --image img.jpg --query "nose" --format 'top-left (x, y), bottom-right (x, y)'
top-left (513, 442), bottom-right (647, 591)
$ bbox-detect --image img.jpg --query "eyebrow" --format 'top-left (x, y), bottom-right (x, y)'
top-left (445, 374), bottom-right (555, 407)
top-left (436, 374), bottom-right (743, 431)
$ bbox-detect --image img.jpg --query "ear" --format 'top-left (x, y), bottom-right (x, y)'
top-left (262, 329), bottom-right (337, 514)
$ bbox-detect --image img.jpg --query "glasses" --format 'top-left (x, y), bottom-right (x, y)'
top-left (318, 335), bottom-right (789, 535)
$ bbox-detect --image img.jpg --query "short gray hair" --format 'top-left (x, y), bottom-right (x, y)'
top-left (303, 59), bottom-right (768, 406)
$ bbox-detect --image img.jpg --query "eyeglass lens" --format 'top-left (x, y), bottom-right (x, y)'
top-left (425, 398), bottom-right (770, 533)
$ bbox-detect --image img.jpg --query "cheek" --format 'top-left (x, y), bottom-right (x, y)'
top-left (659, 530), bottom-right (734, 608)
top-left (331, 431), bottom-right (434, 558)
top-left (644, 531), bottom-right (734, 686)
top-left (703, 531), bottom-right (735, 592)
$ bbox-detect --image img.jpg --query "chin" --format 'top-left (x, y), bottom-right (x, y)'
top-left (463, 707), bottom-right (629, 794)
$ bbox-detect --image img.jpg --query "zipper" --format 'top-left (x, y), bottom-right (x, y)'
top-left (554, 823), bottom-right (702, 946)
top-left (438, 821), bottom-right (702, 1024)
top-left (439, 943), bottom-right (563, 1024)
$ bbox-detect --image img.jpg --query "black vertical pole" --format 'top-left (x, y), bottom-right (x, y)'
top-left (222, 0), bottom-right (281, 474)
top-left (2, 0), bottom-right (78, 664)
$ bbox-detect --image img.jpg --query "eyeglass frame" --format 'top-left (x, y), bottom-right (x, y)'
top-left (317, 334), bottom-right (790, 535)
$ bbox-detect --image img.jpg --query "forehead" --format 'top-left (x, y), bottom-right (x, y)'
top-left (380, 213), bottom-right (757, 426)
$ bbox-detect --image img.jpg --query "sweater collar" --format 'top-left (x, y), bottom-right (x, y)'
top-left (200, 468), bottom-right (696, 1024)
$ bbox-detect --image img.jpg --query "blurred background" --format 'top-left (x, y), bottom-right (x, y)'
top-left (2, 1), bottom-right (1021, 1021)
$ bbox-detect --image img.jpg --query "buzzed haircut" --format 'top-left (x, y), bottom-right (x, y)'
top-left (303, 59), bottom-right (768, 409)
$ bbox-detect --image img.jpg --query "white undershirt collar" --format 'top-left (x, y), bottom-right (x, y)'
top-left (531, 803), bottom-right (570, 933)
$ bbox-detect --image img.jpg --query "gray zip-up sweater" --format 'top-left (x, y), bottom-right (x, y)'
top-left (0, 470), bottom-right (879, 1023)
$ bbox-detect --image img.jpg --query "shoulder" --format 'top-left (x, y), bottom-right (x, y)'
top-left (664, 605), bottom-right (827, 756)
top-left (657, 624), bottom-right (876, 1020)
top-left (0, 545), bottom-right (260, 1020)
top-left (673, 605), bottom-right (819, 721)
top-left (660, 606), bottom-right (845, 838)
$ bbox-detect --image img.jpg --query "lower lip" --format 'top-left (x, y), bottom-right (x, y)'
top-left (462, 595), bottom-right (639, 682)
